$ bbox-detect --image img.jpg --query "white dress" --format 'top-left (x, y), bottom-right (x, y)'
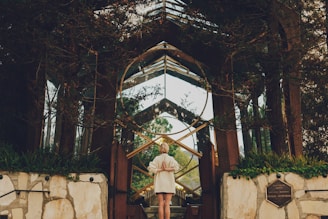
top-left (147, 153), bottom-right (180, 194)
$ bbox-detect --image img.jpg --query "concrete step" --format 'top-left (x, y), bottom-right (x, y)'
top-left (143, 206), bottom-right (186, 219)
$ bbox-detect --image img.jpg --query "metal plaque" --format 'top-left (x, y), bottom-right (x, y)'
top-left (266, 180), bottom-right (292, 207)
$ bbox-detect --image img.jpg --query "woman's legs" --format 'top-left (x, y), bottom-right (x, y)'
top-left (163, 193), bottom-right (173, 219)
top-left (157, 193), bottom-right (165, 219)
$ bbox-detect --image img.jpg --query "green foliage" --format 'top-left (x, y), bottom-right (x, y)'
top-left (229, 152), bottom-right (328, 179)
top-left (0, 142), bottom-right (101, 176)
top-left (131, 171), bottom-right (153, 190)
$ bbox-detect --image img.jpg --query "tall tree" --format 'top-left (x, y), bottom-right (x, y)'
top-left (300, 0), bottom-right (327, 160)
top-left (0, 1), bottom-right (47, 152)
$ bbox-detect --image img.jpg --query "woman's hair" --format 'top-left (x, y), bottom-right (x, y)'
top-left (159, 142), bottom-right (169, 153)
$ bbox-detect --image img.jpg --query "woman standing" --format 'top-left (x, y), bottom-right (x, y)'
top-left (148, 142), bottom-right (180, 219)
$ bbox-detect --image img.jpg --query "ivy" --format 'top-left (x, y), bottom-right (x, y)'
top-left (229, 152), bottom-right (328, 179)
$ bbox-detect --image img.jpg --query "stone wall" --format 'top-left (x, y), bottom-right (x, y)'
top-left (220, 172), bottom-right (328, 219)
top-left (0, 171), bottom-right (108, 219)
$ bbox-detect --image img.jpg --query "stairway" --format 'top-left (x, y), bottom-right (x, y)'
top-left (143, 206), bottom-right (186, 219)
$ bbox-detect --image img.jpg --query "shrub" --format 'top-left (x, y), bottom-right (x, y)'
top-left (0, 142), bottom-right (101, 176)
top-left (229, 152), bottom-right (328, 179)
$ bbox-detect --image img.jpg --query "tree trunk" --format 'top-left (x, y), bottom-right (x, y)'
top-left (238, 103), bottom-right (252, 156)
top-left (58, 83), bottom-right (78, 156)
top-left (326, 0), bottom-right (328, 47)
top-left (80, 103), bottom-right (93, 155)
top-left (0, 62), bottom-right (45, 153)
top-left (264, 3), bottom-right (287, 155)
top-left (26, 62), bottom-right (46, 152)
top-left (90, 53), bottom-right (118, 173)
top-left (53, 83), bottom-right (78, 156)
top-left (273, 0), bottom-right (303, 156)
top-left (54, 86), bottom-right (63, 154)
top-left (252, 95), bottom-right (263, 153)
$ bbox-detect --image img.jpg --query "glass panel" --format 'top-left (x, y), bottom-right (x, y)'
top-left (175, 149), bottom-right (200, 193)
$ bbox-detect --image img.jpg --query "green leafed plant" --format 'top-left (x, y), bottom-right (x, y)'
top-left (0, 142), bottom-right (101, 176)
top-left (229, 152), bottom-right (328, 179)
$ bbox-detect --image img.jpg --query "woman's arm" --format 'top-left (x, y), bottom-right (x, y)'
top-left (161, 160), bottom-right (178, 172)
top-left (148, 157), bottom-right (161, 174)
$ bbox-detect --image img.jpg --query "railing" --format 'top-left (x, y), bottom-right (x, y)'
top-left (305, 189), bottom-right (328, 193)
top-left (0, 189), bottom-right (50, 199)
top-left (144, 206), bottom-right (186, 219)
top-left (143, 187), bottom-right (186, 201)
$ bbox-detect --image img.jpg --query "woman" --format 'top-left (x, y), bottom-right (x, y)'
top-left (147, 142), bottom-right (180, 219)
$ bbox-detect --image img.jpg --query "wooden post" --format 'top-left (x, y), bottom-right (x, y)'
top-left (109, 141), bottom-right (129, 219)
top-left (212, 89), bottom-right (240, 174)
top-left (199, 143), bottom-right (218, 218)
top-left (198, 128), bottom-right (218, 219)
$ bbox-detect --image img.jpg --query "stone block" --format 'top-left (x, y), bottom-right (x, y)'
top-left (12, 208), bottom-right (23, 219)
top-left (68, 181), bottom-right (102, 219)
top-left (49, 175), bottom-right (67, 198)
top-left (25, 183), bottom-right (43, 219)
top-left (0, 175), bottom-right (16, 206)
top-left (43, 199), bottom-right (74, 219)
top-left (258, 201), bottom-right (285, 219)
top-left (225, 176), bottom-right (257, 219)
top-left (300, 200), bottom-right (328, 215)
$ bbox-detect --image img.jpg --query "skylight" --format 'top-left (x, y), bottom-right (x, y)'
top-left (95, 0), bottom-right (218, 32)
